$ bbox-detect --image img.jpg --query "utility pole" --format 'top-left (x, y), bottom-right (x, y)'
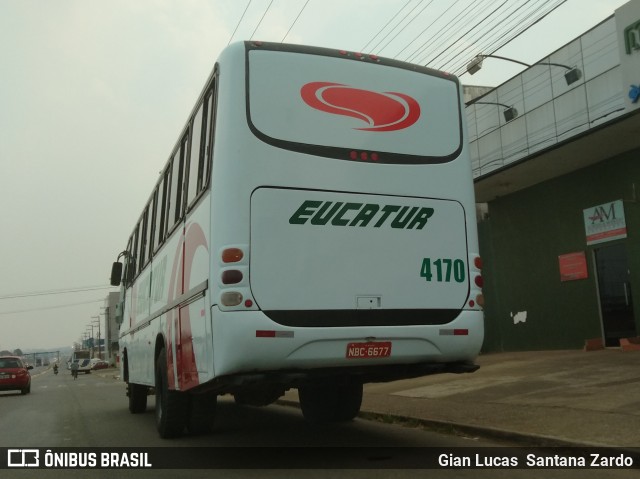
top-left (86, 326), bottom-right (94, 358)
top-left (92, 315), bottom-right (101, 360)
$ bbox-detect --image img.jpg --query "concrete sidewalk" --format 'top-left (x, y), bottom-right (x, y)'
top-left (282, 349), bottom-right (640, 448)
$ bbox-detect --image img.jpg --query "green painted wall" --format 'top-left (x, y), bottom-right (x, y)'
top-left (478, 149), bottom-right (640, 351)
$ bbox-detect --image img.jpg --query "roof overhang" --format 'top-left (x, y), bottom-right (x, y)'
top-left (474, 108), bottom-right (640, 203)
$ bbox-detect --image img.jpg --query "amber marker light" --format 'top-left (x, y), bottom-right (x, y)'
top-left (222, 248), bottom-right (244, 263)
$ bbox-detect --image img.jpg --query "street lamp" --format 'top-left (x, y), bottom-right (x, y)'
top-left (466, 54), bottom-right (583, 86)
top-left (472, 101), bottom-right (519, 123)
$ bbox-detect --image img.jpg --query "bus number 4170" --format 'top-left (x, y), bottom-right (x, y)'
top-left (420, 258), bottom-right (465, 283)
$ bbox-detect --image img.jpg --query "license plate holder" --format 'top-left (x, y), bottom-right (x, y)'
top-left (346, 341), bottom-right (392, 359)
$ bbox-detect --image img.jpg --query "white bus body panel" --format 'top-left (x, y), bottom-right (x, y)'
top-left (250, 188), bottom-right (469, 311)
top-left (120, 41), bottom-right (483, 394)
top-left (122, 192), bottom-right (214, 390)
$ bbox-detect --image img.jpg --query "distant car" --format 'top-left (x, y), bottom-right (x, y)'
top-left (91, 360), bottom-right (109, 370)
top-left (0, 356), bottom-right (33, 395)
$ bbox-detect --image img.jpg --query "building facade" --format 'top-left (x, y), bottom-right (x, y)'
top-left (467, 0), bottom-right (640, 351)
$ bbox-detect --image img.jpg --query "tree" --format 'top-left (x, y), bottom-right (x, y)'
top-left (13, 348), bottom-right (24, 356)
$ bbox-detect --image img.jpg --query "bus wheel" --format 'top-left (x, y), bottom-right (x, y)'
top-left (128, 383), bottom-right (148, 414)
top-left (186, 391), bottom-right (217, 435)
top-left (299, 379), bottom-right (363, 424)
top-left (155, 348), bottom-right (187, 438)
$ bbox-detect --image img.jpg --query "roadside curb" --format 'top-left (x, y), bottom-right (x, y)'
top-left (276, 398), bottom-right (629, 451)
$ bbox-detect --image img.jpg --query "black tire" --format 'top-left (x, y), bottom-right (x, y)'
top-left (155, 347), bottom-right (187, 438)
top-left (298, 379), bottom-right (363, 424)
top-left (21, 383), bottom-right (30, 395)
top-left (128, 383), bottom-right (148, 414)
top-left (186, 391), bottom-right (217, 435)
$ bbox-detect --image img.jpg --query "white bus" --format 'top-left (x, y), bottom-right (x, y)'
top-left (68, 349), bottom-right (92, 373)
top-left (110, 41), bottom-right (484, 438)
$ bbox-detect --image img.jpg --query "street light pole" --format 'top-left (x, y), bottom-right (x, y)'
top-left (466, 54), bottom-right (582, 86)
top-left (470, 101), bottom-right (519, 122)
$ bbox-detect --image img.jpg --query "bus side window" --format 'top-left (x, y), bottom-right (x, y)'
top-left (139, 204), bottom-right (150, 270)
top-left (203, 80), bottom-right (217, 190)
top-left (149, 187), bottom-right (158, 254)
top-left (138, 215), bottom-right (147, 274)
top-left (166, 154), bottom-right (177, 233)
top-left (187, 103), bottom-right (204, 208)
top-left (178, 134), bottom-right (188, 219)
top-left (131, 224), bottom-right (140, 281)
top-left (167, 134), bottom-right (186, 232)
top-left (156, 166), bottom-right (170, 252)
top-left (123, 237), bottom-right (133, 286)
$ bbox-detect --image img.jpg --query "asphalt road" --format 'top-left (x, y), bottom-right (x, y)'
top-left (0, 368), bottom-right (636, 479)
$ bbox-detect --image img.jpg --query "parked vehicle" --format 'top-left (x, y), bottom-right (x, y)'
top-left (91, 360), bottom-right (109, 370)
top-left (0, 356), bottom-right (33, 395)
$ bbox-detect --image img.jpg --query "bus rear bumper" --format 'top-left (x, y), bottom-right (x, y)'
top-left (206, 308), bottom-right (483, 394)
top-left (195, 359), bottom-right (479, 396)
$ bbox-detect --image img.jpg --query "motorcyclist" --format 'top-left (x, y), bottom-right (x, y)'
top-left (70, 361), bottom-right (79, 379)
top-left (53, 363), bottom-right (58, 375)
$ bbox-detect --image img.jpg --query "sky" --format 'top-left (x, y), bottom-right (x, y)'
top-left (0, 0), bottom-right (630, 351)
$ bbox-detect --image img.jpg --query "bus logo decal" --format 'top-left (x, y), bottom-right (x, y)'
top-left (300, 82), bottom-right (421, 132)
top-left (289, 199), bottom-right (434, 230)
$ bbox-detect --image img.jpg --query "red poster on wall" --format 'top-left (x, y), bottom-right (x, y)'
top-left (558, 252), bottom-right (588, 282)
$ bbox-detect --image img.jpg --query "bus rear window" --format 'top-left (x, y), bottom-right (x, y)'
top-left (247, 47), bottom-right (462, 165)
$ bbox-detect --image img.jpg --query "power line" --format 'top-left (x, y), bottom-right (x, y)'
top-left (228, 0), bottom-right (252, 46)
top-left (401, 0), bottom-right (473, 63)
top-left (369, 0), bottom-right (426, 54)
top-left (281, 0), bottom-right (311, 43)
top-left (480, 0), bottom-right (566, 61)
top-left (422, 0), bottom-right (512, 67)
top-left (428, 0), bottom-right (532, 69)
top-left (0, 285), bottom-right (115, 301)
top-left (361, 0), bottom-right (413, 52)
top-left (250, 0), bottom-right (275, 40)
top-left (450, 0), bottom-right (566, 76)
top-left (0, 299), bottom-right (105, 316)
top-left (375, 0), bottom-right (437, 57)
